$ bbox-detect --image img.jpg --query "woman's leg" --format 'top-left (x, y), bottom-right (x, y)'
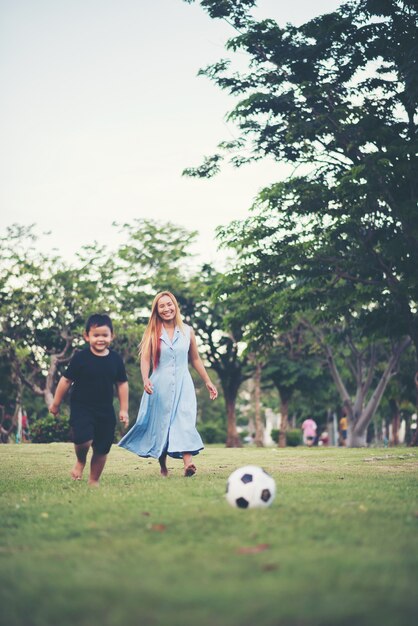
top-left (159, 452), bottom-right (168, 476)
top-left (182, 452), bottom-right (196, 477)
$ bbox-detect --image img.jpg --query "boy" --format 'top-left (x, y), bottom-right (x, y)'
top-left (49, 314), bottom-right (129, 486)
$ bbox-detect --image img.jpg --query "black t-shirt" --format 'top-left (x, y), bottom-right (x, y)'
top-left (63, 348), bottom-right (128, 409)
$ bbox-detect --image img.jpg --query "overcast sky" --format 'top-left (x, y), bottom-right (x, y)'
top-left (0, 0), bottom-right (343, 265)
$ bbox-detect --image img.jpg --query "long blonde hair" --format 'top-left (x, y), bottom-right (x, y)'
top-left (139, 291), bottom-right (184, 369)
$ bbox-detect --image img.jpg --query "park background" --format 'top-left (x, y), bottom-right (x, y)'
top-left (1, 2), bottom-right (418, 624)
top-left (1, 0), bottom-right (418, 451)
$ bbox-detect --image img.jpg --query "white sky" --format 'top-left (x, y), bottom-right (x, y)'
top-left (0, 0), bottom-right (343, 266)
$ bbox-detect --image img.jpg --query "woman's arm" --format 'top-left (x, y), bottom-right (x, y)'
top-left (189, 328), bottom-right (218, 400)
top-left (140, 345), bottom-right (154, 394)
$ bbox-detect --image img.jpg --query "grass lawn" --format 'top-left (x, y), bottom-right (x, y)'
top-left (1, 443), bottom-right (417, 626)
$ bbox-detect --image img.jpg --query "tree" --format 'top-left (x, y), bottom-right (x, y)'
top-left (264, 326), bottom-right (327, 447)
top-left (114, 222), bottom-right (254, 447)
top-left (114, 218), bottom-right (198, 316)
top-left (185, 0), bottom-right (418, 443)
top-left (185, 0), bottom-right (418, 339)
top-left (381, 342), bottom-right (417, 444)
top-left (111, 219), bottom-right (204, 422)
top-left (181, 265), bottom-right (253, 447)
top-left (0, 226), bottom-right (115, 410)
top-left (302, 318), bottom-right (411, 446)
top-left (250, 357), bottom-right (264, 446)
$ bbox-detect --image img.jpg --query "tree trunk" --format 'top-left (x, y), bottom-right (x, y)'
top-left (225, 397), bottom-right (242, 447)
top-left (44, 355), bottom-right (59, 408)
top-left (278, 396), bottom-right (289, 448)
top-left (322, 336), bottom-right (411, 448)
top-left (44, 388), bottom-right (54, 408)
top-left (254, 363), bottom-right (264, 447)
top-left (389, 398), bottom-right (400, 446)
top-left (347, 425), bottom-right (367, 448)
top-left (351, 338), bottom-right (411, 446)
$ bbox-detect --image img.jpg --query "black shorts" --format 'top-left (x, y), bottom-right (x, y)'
top-left (70, 404), bottom-right (116, 455)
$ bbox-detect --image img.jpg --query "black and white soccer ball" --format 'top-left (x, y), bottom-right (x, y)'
top-left (226, 465), bottom-right (276, 509)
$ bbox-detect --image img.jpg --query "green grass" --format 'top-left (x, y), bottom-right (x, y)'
top-left (1, 444), bottom-right (417, 626)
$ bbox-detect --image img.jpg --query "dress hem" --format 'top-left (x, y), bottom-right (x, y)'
top-left (117, 441), bottom-right (203, 460)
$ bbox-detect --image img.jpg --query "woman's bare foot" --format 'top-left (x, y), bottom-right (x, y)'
top-left (159, 455), bottom-right (168, 477)
top-left (184, 463), bottom-right (196, 477)
top-left (70, 461), bottom-right (85, 480)
top-left (88, 479), bottom-right (100, 487)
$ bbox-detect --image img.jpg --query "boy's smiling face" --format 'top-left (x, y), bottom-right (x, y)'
top-left (84, 324), bottom-right (113, 356)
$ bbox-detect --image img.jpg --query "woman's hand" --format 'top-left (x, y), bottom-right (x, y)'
top-left (205, 381), bottom-right (218, 400)
top-left (144, 378), bottom-right (154, 394)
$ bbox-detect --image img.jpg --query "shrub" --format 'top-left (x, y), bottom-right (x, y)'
top-left (199, 422), bottom-right (226, 444)
top-left (30, 413), bottom-right (72, 443)
top-left (270, 428), bottom-right (302, 447)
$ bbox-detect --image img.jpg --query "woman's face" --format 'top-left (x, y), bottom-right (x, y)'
top-left (157, 295), bottom-right (176, 322)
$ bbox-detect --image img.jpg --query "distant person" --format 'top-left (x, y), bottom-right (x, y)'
top-left (0, 413), bottom-right (14, 444)
top-left (21, 411), bottom-right (30, 442)
top-left (319, 430), bottom-right (329, 446)
top-left (118, 291), bottom-right (217, 477)
top-left (339, 414), bottom-right (348, 446)
top-left (301, 417), bottom-right (317, 447)
top-left (49, 314), bottom-right (129, 486)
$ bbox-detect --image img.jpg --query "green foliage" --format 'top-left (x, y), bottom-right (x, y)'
top-left (184, 0), bottom-right (418, 444)
top-left (0, 225), bottom-right (120, 411)
top-left (182, 153), bottom-right (223, 178)
top-left (113, 218), bottom-right (198, 315)
top-left (270, 428), bottom-right (302, 447)
top-left (194, 373), bottom-right (225, 424)
top-left (184, 0), bottom-right (257, 28)
top-left (0, 220), bottom-right (253, 445)
top-left (181, 264), bottom-right (255, 445)
top-left (30, 413), bottom-right (71, 444)
top-left (199, 421), bottom-right (227, 443)
top-left (187, 0), bottom-right (418, 345)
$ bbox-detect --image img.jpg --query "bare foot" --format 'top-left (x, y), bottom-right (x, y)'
top-left (71, 461), bottom-right (85, 480)
top-left (88, 479), bottom-right (100, 487)
top-left (184, 463), bottom-right (196, 477)
top-left (159, 454), bottom-right (168, 477)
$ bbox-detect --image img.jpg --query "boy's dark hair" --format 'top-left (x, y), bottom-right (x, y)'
top-left (85, 314), bottom-right (113, 334)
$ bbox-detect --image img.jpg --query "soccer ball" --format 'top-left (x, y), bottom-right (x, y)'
top-left (226, 465), bottom-right (276, 509)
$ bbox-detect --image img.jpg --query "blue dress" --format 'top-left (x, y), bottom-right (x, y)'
top-left (118, 324), bottom-right (204, 459)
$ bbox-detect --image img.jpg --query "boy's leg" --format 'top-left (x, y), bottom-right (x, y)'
top-left (71, 441), bottom-right (92, 480)
top-left (70, 405), bottom-right (95, 480)
top-left (89, 411), bottom-right (115, 486)
top-left (89, 451), bottom-right (108, 486)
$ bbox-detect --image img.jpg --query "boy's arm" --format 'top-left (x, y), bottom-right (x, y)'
top-left (49, 377), bottom-right (72, 415)
top-left (116, 381), bottom-right (129, 427)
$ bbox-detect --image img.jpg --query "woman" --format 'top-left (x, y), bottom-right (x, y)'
top-left (118, 291), bottom-right (218, 476)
